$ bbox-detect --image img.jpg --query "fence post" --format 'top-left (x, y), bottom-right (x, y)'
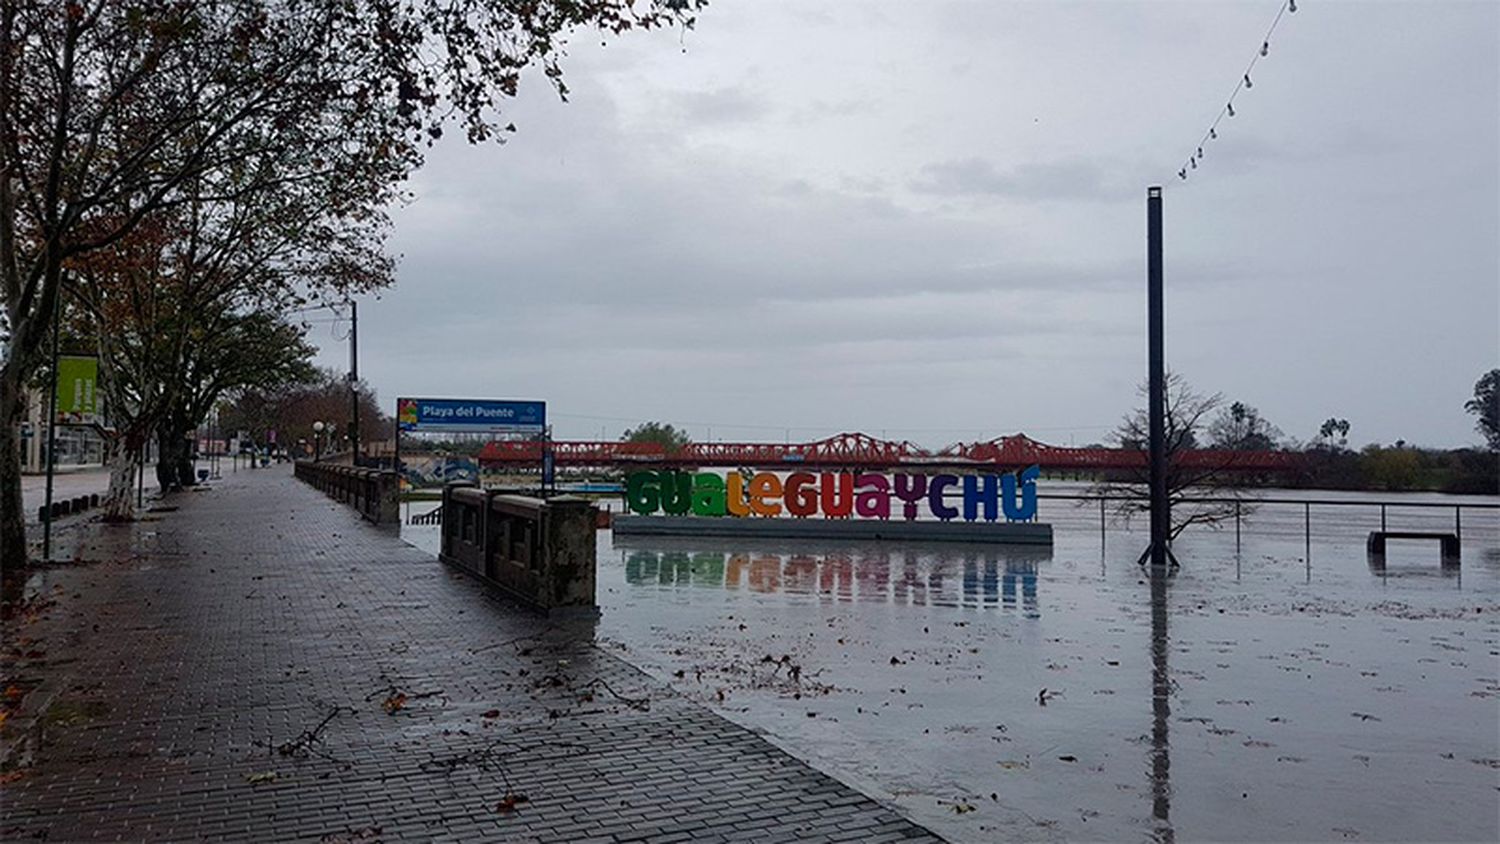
top-left (1099, 498), bottom-right (1106, 550)
top-left (1304, 502), bottom-right (1311, 562)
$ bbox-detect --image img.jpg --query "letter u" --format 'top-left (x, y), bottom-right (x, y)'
top-left (1002, 465), bottom-right (1039, 522)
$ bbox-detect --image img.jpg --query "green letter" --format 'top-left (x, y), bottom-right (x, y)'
top-left (691, 473), bottom-right (727, 516)
top-left (625, 471), bottom-right (660, 515)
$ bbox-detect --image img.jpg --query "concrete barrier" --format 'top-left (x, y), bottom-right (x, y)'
top-left (293, 460), bottom-right (400, 526)
top-left (439, 483), bottom-right (598, 614)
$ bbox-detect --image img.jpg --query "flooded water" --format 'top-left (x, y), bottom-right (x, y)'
top-left (403, 488), bottom-right (1500, 842)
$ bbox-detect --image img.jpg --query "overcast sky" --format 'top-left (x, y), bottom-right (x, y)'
top-left (310, 0), bottom-right (1498, 450)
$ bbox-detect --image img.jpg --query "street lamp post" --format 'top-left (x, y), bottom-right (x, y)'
top-left (312, 420), bottom-right (325, 460)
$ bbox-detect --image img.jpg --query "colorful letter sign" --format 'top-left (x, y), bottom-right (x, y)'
top-left (625, 467), bottom-right (1040, 523)
top-left (396, 398), bottom-right (545, 434)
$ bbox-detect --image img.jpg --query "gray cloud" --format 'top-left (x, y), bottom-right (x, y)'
top-left (321, 1), bottom-right (1498, 449)
top-left (669, 85), bottom-right (769, 125)
top-left (911, 157), bottom-right (1137, 202)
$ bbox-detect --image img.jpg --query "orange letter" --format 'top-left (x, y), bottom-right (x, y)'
top-left (748, 472), bottom-right (783, 517)
top-left (726, 472), bottom-right (751, 517)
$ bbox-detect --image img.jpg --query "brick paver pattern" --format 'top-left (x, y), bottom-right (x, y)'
top-left (1, 467), bottom-right (942, 843)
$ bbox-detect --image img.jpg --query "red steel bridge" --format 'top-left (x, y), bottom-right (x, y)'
top-left (476, 432), bottom-right (1304, 474)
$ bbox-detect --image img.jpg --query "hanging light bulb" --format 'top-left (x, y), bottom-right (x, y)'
top-left (1197, 146), bottom-right (1204, 159)
top-left (1178, 168), bottom-right (1188, 180)
top-left (1227, 102), bottom-right (1236, 117)
top-left (1289, 0), bottom-right (1297, 12)
top-left (1190, 158), bottom-right (1197, 170)
top-left (1244, 73), bottom-right (1253, 89)
top-left (1261, 41), bottom-right (1270, 57)
top-left (1210, 128), bottom-right (1218, 140)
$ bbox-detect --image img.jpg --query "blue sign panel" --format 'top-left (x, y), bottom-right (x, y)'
top-left (397, 397), bottom-right (546, 434)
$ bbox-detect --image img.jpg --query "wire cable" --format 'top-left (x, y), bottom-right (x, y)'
top-left (1175, 0), bottom-right (1297, 184)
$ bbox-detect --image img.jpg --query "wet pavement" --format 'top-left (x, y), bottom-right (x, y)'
top-left (0, 469), bottom-right (940, 843)
top-left (405, 486), bottom-right (1500, 842)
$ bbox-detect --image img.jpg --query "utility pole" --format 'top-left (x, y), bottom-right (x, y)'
top-left (348, 299), bottom-right (360, 467)
top-left (1143, 186), bottom-right (1175, 569)
top-left (41, 282), bottom-right (61, 561)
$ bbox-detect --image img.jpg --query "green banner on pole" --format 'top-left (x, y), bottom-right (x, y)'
top-left (56, 355), bottom-right (99, 424)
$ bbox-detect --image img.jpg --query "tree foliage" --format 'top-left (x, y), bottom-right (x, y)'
top-left (1316, 417), bottom-right (1350, 450)
top-left (1207, 401), bottom-right (1282, 451)
top-left (218, 368), bottom-right (387, 457)
top-left (1, 0), bottom-right (705, 565)
top-left (621, 421), bottom-right (692, 452)
top-left (1466, 368), bottom-right (1499, 452)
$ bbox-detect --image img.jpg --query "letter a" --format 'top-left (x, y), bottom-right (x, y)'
top-left (854, 474), bottom-right (890, 519)
top-left (691, 473), bottom-right (727, 516)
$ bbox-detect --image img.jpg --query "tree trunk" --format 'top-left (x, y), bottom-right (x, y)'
top-left (156, 410), bottom-right (196, 490)
top-left (154, 427), bottom-right (179, 492)
top-left (101, 425), bottom-right (145, 522)
top-left (0, 362), bottom-right (28, 569)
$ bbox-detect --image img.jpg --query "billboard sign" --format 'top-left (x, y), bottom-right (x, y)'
top-left (397, 397), bottom-right (545, 434)
top-left (56, 355), bottom-right (99, 425)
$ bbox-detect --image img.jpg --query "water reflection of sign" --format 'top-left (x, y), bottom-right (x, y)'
top-left (56, 355), bottom-right (99, 424)
top-left (624, 550), bottom-right (1040, 616)
top-left (396, 397), bottom-right (545, 433)
top-left (625, 467), bottom-right (1040, 522)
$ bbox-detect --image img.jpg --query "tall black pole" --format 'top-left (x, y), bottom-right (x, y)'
top-left (1147, 186), bottom-right (1170, 568)
top-left (348, 299), bottom-right (359, 467)
top-left (41, 281), bottom-right (61, 561)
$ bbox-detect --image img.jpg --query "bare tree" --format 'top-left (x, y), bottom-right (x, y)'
top-left (1091, 373), bottom-right (1259, 543)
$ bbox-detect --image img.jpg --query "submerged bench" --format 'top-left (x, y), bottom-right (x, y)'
top-left (1366, 531), bottom-right (1460, 562)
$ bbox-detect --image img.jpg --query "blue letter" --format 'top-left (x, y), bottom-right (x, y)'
top-left (928, 474), bottom-right (959, 520)
top-left (962, 475), bottom-right (999, 521)
top-left (1002, 465), bottom-right (1039, 522)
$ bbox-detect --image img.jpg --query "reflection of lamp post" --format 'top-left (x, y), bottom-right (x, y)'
top-left (312, 420), bottom-right (325, 460)
top-left (1148, 571), bottom-right (1173, 840)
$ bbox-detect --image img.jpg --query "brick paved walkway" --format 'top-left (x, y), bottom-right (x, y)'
top-left (1, 468), bottom-right (941, 842)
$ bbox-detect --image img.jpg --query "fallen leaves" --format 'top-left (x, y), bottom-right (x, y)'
top-left (494, 793), bottom-right (530, 814)
top-left (245, 771), bottom-right (278, 784)
top-left (367, 684), bottom-right (444, 715)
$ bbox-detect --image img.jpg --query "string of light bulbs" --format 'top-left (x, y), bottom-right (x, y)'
top-left (1176, 0), bottom-right (1297, 183)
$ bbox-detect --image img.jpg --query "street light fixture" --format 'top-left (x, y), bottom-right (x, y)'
top-left (312, 420), bottom-right (325, 460)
